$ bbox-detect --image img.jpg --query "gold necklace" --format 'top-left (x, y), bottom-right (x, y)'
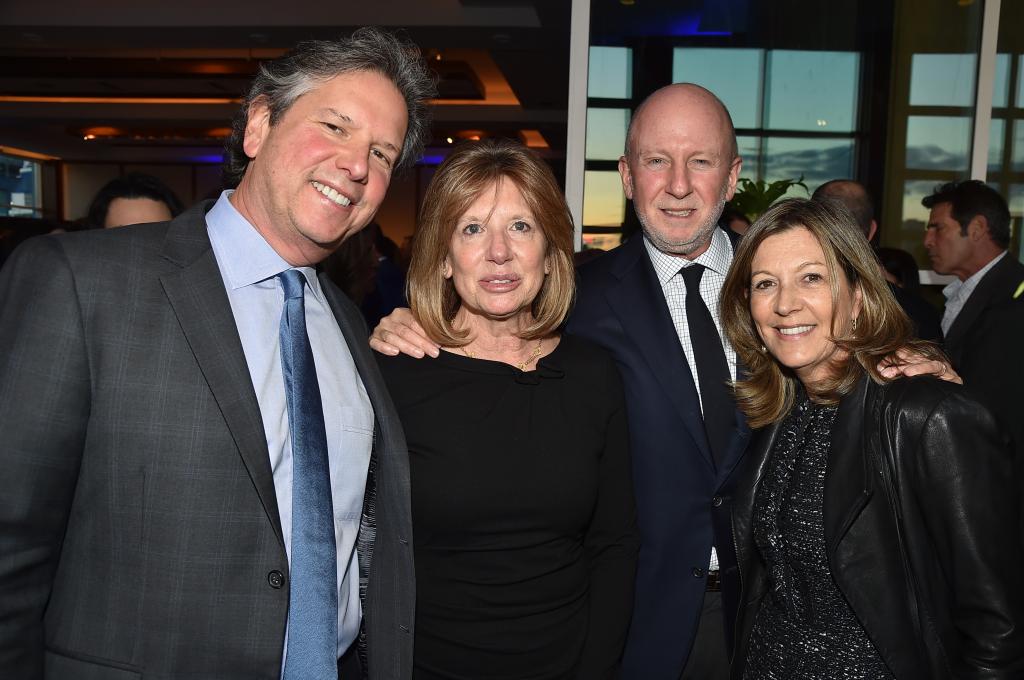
top-left (461, 338), bottom-right (544, 371)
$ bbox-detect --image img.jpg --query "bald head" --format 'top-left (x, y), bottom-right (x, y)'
top-left (812, 179), bottom-right (875, 238)
top-left (617, 82), bottom-right (742, 258)
top-left (624, 83), bottom-right (738, 160)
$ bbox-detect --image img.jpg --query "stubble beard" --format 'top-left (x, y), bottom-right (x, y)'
top-left (636, 195), bottom-right (728, 257)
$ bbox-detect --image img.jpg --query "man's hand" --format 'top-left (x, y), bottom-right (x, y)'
top-left (369, 307), bottom-right (440, 358)
top-left (878, 348), bottom-right (961, 384)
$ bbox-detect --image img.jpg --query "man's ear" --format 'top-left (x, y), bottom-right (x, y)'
top-left (724, 155), bottom-right (743, 201)
top-left (618, 156), bottom-right (634, 200)
top-left (967, 214), bottom-right (989, 242)
top-left (242, 96), bottom-right (272, 160)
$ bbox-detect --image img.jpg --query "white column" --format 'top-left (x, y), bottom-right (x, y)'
top-left (969, 0), bottom-right (1001, 181)
top-left (565, 0), bottom-right (591, 252)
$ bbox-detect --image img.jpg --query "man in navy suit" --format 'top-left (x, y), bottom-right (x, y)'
top-left (566, 83), bottom-right (746, 679)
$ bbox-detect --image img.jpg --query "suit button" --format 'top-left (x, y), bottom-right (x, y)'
top-left (712, 496), bottom-right (723, 507)
top-left (268, 570), bottom-right (285, 589)
top-left (692, 567), bottom-right (705, 578)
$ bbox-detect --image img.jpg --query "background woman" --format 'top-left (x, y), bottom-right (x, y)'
top-left (719, 198), bottom-right (1024, 679)
top-left (376, 139), bottom-right (638, 679)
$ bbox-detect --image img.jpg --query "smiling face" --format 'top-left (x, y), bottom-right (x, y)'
top-left (445, 178), bottom-right (550, 328)
top-left (619, 84), bottom-right (741, 259)
top-left (749, 226), bottom-right (862, 390)
top-left (232, 69), bottom-right (408, 265)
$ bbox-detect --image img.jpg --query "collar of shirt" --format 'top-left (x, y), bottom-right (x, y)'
top-left (643, 226), bottom-right (734, 287)
top-left (942, 250), bottom-right (1006, 305)
top-left (206, 190), bottom-right (324, 302)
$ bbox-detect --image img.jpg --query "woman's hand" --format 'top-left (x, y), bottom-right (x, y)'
top-left (877, 348), bottom-right (961, 384)
top-left (369, 308), bottom-right (440, 358)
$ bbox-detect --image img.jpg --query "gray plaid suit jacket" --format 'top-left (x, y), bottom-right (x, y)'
top-left (0, 201), bottom-right (414, 680)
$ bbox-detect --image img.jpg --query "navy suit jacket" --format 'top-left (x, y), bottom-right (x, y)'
top-left (567, 233), bottom-right (751, 678)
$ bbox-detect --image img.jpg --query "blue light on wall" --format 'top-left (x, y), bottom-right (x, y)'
top-left (419, 154), bottom-right (446, 166)
top-left (188, 153), bottom-right (224, 164)
top-left (667, 11), bottom-right (732, 37)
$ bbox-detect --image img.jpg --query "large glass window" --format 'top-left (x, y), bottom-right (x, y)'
top-left (582, 45), bottom-right (633, 248)
top-left (675, 47), bottom-right (860, 197)
top-left (672, 48), bottom-right (763, 129)
top-left (585, 108), bottom-right (630, 161)
top-left (0, 154), bottom-right (42, 218)
top-left (765, 51), bottom-right (859, 133)
top-left (587, 46), bottom-right (633, 99)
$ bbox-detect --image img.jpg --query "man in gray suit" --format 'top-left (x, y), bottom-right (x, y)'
top-left (0, 27), bottom-right (434, 680)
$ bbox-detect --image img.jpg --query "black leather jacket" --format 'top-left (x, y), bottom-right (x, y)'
top-left (729, 375), bottom-right (1024, 679)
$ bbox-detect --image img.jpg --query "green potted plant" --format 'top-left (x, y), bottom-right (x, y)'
top-left (730, 175), bottom-right (808, 222)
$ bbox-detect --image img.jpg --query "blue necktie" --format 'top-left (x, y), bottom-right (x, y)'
top-left (279, 269), bottom-right (339, 680)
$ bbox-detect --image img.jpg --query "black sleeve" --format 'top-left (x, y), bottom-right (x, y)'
top-left (910, 389), bottom-right (1024, 676)
top-left (0, 237), bottom-right (91, 678)
top-left (575, 359), bottom-right (640, 679)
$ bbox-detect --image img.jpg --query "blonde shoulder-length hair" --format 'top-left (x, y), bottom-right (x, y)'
top-left (406, 139), bottom-right (575, 346)
top-left (720, 198), bottom-right (944, 428)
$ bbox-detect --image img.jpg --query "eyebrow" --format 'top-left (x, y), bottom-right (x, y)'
top-left (750, 260), bottom-right (825, 277)
top-left (322, 108), bottom-right (353, 125)
top-left (321, 107), bottom-right (402, 155)
top-left (460, 212), bottom-right (536, 223)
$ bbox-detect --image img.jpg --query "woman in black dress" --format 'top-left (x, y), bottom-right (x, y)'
top-left (375, 139), bottom-right (638, 679)
top-left (718, 198), bottom-right (1024, 678)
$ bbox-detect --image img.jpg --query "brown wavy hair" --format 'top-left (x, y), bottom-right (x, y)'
top-left (406, 139), bottom-right (575, 346)
top-left (720, 198), bottom-right (944, 428)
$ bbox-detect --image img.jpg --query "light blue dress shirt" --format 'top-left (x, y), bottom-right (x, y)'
top-left (206, 191), bottom-right (373, 665)
top-left (941, 250), bottom-right (1006, 335)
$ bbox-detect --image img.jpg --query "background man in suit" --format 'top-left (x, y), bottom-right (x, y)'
top-left (922, 179), bottom-right (1024, 488)
top-left (812, 179), bottom-right (942, 342)
top-left (0, 27), bottom-right (434, 680)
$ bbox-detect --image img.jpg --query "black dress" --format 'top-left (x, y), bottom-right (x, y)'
top-left (743, 395), bottom-right (894, 680)
top-left (376, 334), bottom-right (638, 680)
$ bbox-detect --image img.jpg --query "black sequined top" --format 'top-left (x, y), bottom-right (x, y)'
top-left (743, 395), bottom-right (894, 680)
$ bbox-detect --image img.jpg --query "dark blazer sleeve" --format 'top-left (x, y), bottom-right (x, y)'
top-left (0, 237), bottom-right (91, 677)
top-left (576, 353), bottom-right (640, 679)
top-left (903, 385), bottom-right (1024, 675)
top-left (321, 275), bottom-right (415, 680)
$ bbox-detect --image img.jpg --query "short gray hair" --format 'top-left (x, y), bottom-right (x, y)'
top-left (223, 27), bottom-right (436, 187)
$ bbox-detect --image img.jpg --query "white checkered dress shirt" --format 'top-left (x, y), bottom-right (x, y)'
top-left (643, 227), bottom-right (737, 573)
top-left (643, 227), bottom-right (738, 409)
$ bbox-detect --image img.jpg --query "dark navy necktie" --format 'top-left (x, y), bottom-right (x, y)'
top-left (279, 269), bottom-right (338, 680)
top-left (680, 264), bottom-right (734, 468)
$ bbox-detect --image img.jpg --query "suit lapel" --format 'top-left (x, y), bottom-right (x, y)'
top-left (823, 376), bottom-right (872, 557)
top-left (158, 203), bottom-right (284, 548)
top-left (605, 237), bottom-right (716, 470)
top-left (944, 255), bottom-right (1016, 359)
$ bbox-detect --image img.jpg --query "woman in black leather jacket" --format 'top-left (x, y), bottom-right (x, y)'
top-left (719, 198), bottom-right (1024, 679)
